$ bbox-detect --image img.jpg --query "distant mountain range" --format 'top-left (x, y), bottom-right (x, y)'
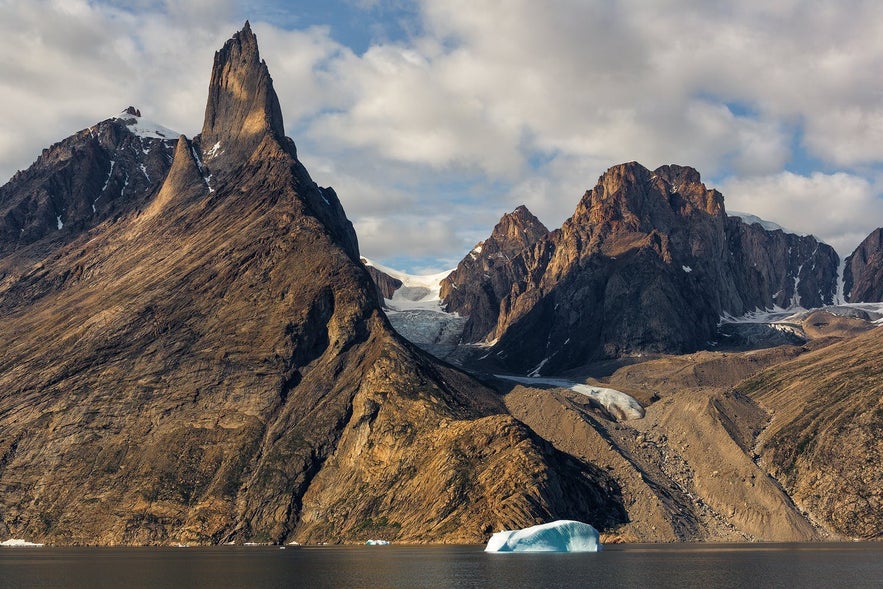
top-left (0, 23), bottom-right (880, 546)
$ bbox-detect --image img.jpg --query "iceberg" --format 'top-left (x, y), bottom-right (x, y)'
top-left (485, 520), bottom-right (601, 553)
top-left (365, 539), bottom-right (390, 545)
top-left (1, 539), bottom-right (44, 547)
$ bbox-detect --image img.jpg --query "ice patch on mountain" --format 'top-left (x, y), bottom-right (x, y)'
top-left (729, 211), bottom-right (807, 236)
top-left (485, 520), bottom-right (601, 553)
top-left (497, 375), bottom-right (645, 421)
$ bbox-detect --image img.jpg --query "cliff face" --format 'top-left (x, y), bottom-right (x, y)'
top-left (0, 24), bottom-right (625, 545)
top-left (440, 205), bottom-right (548, 342)
top-left (0, 107), bottom-right (175, 265)
top-left (844, 227), bottom-right (883, 302)
top-left (361, 259), bottom-right (403, 304)
top-left (441, 163), bottom-right (838, 374)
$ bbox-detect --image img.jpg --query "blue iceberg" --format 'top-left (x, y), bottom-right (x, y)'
top-left (484, 520), bottom-right (601, 553)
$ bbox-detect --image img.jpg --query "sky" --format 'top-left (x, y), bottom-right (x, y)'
top-left (1, 0), bottom-right (882, 273)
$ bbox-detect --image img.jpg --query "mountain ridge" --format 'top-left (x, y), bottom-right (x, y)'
top-left (0, 23), bottom-right (624, 545)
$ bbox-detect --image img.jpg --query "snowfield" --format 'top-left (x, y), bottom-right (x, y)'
top-left (362, 259), bottom-right (467, 359)
top-left (114, 109), bottom-right (179, 140)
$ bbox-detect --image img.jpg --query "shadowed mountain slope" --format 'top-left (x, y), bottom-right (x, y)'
top-left (0, 24), bottom-right (625, 545)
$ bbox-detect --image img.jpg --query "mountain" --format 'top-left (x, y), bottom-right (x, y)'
top-left (440, 205), bottom-right (548, 343)
top-left (737, 326), bottom-right (883, 539)
top-left (844, 227), bottom-right (883, 302)
top-left (440, 163), bottom-right (839, 375)
top-left (0, 107), bottom-right (176, 266)
top-left (0, 24), bottom-right (625, 545)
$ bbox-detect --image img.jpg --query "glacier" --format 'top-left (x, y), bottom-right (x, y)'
top-left (485, 520), bottom-right (601, 553)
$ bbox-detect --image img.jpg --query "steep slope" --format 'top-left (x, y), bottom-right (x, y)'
top-left (440, 205), bottom-right (548, 342)
top-left (441, 163), bottom-right (838, 374)
top-left (844, 227), bottom-right (883, 302)
top-left (0, 24), bottom-right (625, 545)
top-left (498, 344), bottom-right (826, 542)
top-left (737, 328), bottom-right (883, 539)
top-left (0, 107), bottom-right (175, 265)
top-left (361, 258), bottom-right (403, 302)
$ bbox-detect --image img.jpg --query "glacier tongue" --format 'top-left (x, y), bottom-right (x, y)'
top-left (362, 258), bottom-right (467, 359)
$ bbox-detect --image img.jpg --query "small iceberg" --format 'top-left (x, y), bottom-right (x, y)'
top-left (365, 539), bottom-right (390, 546)
top-left (1, 539), bottom-right (44, 547)
top-left (485, 520), bottom-right (601, 553)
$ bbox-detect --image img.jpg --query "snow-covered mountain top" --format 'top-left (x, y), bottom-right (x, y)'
top-left (113, 108), bottom-right (179, 140)
top-left (362, 258), bottom-right (454, 312)
top-left (728, 211), bottom-right (808, 237)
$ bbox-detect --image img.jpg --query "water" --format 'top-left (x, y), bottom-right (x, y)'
top-left (2, 543), bottom-right (881, 589)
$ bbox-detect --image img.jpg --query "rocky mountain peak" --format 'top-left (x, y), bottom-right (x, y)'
top-left (576, 162), bottom-right (723, 234)
top-left (844, 227), bottom-right (883, 302)
top-left (123, 106), bottom-right (142, 117)
top-left (199, 21), bottom-right (287, 164)
top-left (488, 204), bottom-right (549, 253)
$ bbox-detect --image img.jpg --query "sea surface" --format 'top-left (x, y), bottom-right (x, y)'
top-left (2, 543), bottom-right (882, 588)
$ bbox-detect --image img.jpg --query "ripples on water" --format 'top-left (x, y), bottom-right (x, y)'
top-left (1, 543), bottom-right (882, 589)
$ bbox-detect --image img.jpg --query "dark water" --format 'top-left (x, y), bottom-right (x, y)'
top-left (2, 543), bottom-right (882, 589)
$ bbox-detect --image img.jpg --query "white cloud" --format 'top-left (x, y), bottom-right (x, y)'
top-left (2, 0), bottom-right (882, 270)
top-left (720, 171), bottom-right (883, 256)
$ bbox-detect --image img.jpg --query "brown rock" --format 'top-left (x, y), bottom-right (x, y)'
top-left (440, 205), bottom-right (548, 342)
top-left (844, 227), bottom-right (883, 302)
top-left (0, 24), bottom-right (625, 546)
top-left (442, 162), bottom-right (838, 375)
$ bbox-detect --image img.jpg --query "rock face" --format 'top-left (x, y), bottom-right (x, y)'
top-left (440, 205), bottom-right (548, 342)
top-left (0, 24), bottom-right (626, 545)
top-left (0, 108), bottom-right (176, 263)
top-left (844, 227), bottom-right (883, 302)
top-left (361, 258), bottom-right (403, 303)
top-left (441, 163), bottom-right (838, 374)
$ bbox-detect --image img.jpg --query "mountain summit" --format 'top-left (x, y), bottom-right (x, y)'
top-left (0, 24), bottom-right (623, 546)
top-left (200, 21), bottom-right (287, 163)
top-left (441, 162), bottom-right (838, 374)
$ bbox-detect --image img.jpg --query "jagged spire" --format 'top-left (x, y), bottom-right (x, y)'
top-left (200, 22), bottom-right (285, 162)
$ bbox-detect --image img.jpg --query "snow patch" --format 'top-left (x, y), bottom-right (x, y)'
top-left (114, 109), bottom-right (179, 140)
top-left (485, 520), bottom-right (600, 553)
top-left (729, 211), bottom-right (806, 236)
top-left (527, 357), bottom-right (550, 378)
top-left (682, 265), bottom-right (692, 273)
top-left (365, 539), bottom-right (390, 545)
top-left (139, 163), bottom-right (150, 182)
top-left (56, 215), bottom-right (63, 230)
top-left (190, 146), bottom-right (214, 194)
top-left (497, 375), bottom-right (645, 421)
top-left (102, 160), bottom-right (115, 192)
top-left (205, 141), bottom-right (222, 159)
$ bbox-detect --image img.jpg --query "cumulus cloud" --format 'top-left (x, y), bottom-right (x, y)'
top-left (720, 171), bottom-right (883, 256)
top-left (2, 0), bottom-right (882, 271)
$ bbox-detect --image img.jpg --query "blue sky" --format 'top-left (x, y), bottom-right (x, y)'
top-left (1, 0), bottom-right (882, 272)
